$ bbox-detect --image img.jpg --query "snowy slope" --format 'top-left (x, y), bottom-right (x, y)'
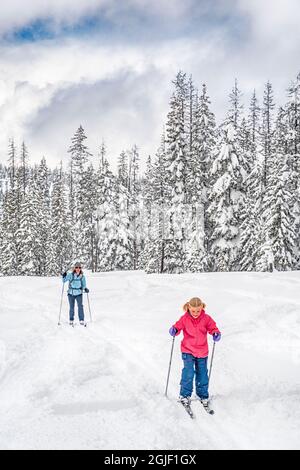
top-left (0, 270), bottom-right (300, 450)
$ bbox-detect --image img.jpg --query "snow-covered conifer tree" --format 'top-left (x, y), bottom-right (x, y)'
top-left (50, 164), bottom-right (72, 274)
top-left (207, 123), bottom-right (244, 271)
top-left (163, 71), bottom-right (188, 273)
top-left (117, 151), bottom-right (128, 188)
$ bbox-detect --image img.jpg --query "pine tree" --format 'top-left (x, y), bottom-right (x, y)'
top-left (139, 155), bottom-right (154, 270)
top-left (118, 151), bottom-right (128, 188)
top-left (0, 140), bottom-right (23, 275)
top-left (17, 177), bottom-right (43, 275)
top-left (239, 158), bottom-right (264, 270)
top-left (18, 141), bottom-right (30, 196)
top-left (79, 164), bottom-right (99, 271)
top-left (98, 140), bottom-right (106, 172)
top-left (96, 161), bottom-right (133, 272)
top-left (194, 83), bottom-right (216, 265)
top-left (186, 209), bottom-right (207, 272)
top-left (8, 139), bottom-right (17, 190)
top-left (227, 79), bottom-right (243, 130)
top-left (261, 81), bottom-right (275, 190)
top-left (68, 125), bottom-right (92, 224)
top-left (259, 108), bottom-right (297, 270)
top-left (238, 91), bottom-right (263, 271)
top-left (0, 189), bottom-right (20, 275)
top-left (68, 125), bottom-right (92, 174)
top-left (208, 80), bottom-right (246, 271)
top-left (164, 71), bottom-right (188, 273)
top-left (114, 186), bottom-right (134, 270)
top-left (32, 158), bottom-right (51, 275)
top-left (285, 73), bottom-right (300, 267)
top-left (50, 164), bottom-right (72, 274)
top-left (127, 144), bottom-right (140, 270)
top-left (36, 157), bottom-right (50, 207)
top-left (67, 125), bottom-right (92, 258)
top-left (97, 160), bottom-right (119, 271)
top-left (143, 134), bottom-right (169, 273)
top-left (248, 90), bottom-right (261, 155)
top-left (185, 75), bottom-right (197, 204)
top-left (207, 123), bottom-right (244, 271)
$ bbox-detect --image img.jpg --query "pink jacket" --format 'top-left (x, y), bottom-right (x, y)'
top-left (173, 310), bottom-right (220, 358)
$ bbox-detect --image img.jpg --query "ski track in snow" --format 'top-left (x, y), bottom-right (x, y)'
top-left (0, 270), bottom-right (299, 449)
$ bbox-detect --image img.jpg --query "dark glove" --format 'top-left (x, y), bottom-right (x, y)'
top-left (62, 272), bottom-right (67, 278)
top-left (169, 326), bottom-right (177, 337)
top-left (213, 332), bottom-right (221, 342)
top-left (84, 288), bottom-right (89, 293)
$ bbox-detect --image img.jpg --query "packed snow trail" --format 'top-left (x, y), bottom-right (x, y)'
top-left (0, 271), bottom-right (300, 450)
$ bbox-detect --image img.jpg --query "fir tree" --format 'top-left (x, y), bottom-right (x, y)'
top-left (8, 139), bottom-right (17, 190)
top-left (127, 144), bottom-right (140, 270)
top-left (97, 160), bottom-right (118, 271)
top-left (79, 164), bottom-right (99, 271)
top-left (0, 189), bottom-right (20, 275)
top-left (207, 123), bottom-right (244, 271)
top-left (143, 134), bottom-right (169, 273)
top-left (261, 81), bottom-right (275, 190)
top-left (227, 79), bottom-right (243, 130)
top-left (118, 151), bottom-right (128, 188)
top-left (50, 164), bottom-right (72, 274)
top-left (260, 108), bottom-right (297, 270)
top-left (17, 178), bottom-right (43, 275)
top-left (195, 83), bottom-right (217, 260)
top-left (68, 125), bottom-right (92, 224)
top-left (18, 141), bottom-right (30, 196)
top-left (164, 71), bottom-right (188, 272)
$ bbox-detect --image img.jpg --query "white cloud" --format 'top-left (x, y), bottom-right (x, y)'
top-left (0, 0), bottom-right (197, 36)
top-left (237, 0), bottom-right (300, 39)
top-left (0, 0), bottom-right (103, 34)
top-left (0, 34), bottom-right (222, 168)
top-left (0, 0), bottom-right (299, 170)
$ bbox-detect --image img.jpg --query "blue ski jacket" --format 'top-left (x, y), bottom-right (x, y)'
top-left (63, 272), bottom-right (87, 296)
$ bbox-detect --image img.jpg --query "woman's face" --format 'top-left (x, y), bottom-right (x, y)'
top-left (189, 305), bottom-right (202, 318)
top-left (75, 266), bottom-right (81, 274)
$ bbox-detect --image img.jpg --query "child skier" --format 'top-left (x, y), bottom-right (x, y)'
top-left (169, 297), bottom-right (221, 410)
top-left (62, 262), bottom-right (89, 326)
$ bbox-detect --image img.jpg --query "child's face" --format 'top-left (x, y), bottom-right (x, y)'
top-left (189, 305), bottom-right (203, 318)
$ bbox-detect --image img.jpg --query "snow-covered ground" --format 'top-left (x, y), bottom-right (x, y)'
top-left (0, 270), bottom-right (299, 450)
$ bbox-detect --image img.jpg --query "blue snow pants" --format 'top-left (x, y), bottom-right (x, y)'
top-left (68, 294), bottom-right (84, 322)
top-left (180, 353), bottom-right (209, 399)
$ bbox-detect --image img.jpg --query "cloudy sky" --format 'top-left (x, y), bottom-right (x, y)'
top-left (0, 0), bottom-right (299, 170)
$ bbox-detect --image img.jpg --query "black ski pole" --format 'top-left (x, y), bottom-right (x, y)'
top-left (165, 336), bottom-right (175, 397)
top-left (58, 282), bottom-right (65, 326)
top-left (208, 341), bottom-right (216, 385)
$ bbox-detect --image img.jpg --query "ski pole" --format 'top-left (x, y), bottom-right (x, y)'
top-left (86, 292), bottom-right (93, 322)
top-left (58, 282), bottom-right (65, 325)
top-left (165, 336), bottom-right (175, 397)
top-left (208, 341), bottom-right (216, 385)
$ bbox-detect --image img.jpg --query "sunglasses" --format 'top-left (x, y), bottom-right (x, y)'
top-left (75, 266), bottom-right (81, 269)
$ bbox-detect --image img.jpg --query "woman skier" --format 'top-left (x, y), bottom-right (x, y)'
top-left (62, 262), bottom-right (89, 326)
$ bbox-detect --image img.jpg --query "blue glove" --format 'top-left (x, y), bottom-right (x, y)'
top-left (169, 326), bottom-right (177, 337)
top-left (213, 332), bottom-right (221, 342)
top-left (62, 272), bottom-right (67, 278)
top-left (84, 288), bottom-right (89, 293)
